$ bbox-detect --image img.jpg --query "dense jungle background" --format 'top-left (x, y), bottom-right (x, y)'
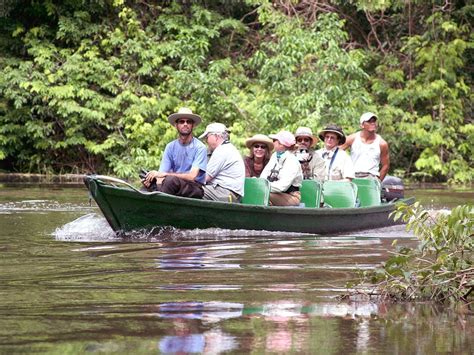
top-left (0, 0), bottom-right (472, 183)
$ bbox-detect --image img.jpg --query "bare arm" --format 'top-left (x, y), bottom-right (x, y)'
top-left (379, 139), bottom-right (390, 181)
top-left (339, 133), bottom-right (355, 151)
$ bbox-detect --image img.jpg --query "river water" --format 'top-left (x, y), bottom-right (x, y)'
top-left (0, 184), bottom-right (472, 353)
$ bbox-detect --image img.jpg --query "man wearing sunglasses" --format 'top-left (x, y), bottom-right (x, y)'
top-left (142, 107), bottom-right (207, 198)
top-left (294, 127), bottom-right (326, 181)
top-left (340, 112), bottom-right (390, 181)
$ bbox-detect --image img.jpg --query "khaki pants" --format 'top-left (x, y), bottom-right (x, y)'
top-left (269, 191), bottom-right (301, 206)
top-left (203, 184), bottom-right (241, 202)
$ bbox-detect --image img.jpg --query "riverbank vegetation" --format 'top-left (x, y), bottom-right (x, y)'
top-left (0, 1), bottom-right (472, 182)
top-left (351, 203), bottom-right (473, 304)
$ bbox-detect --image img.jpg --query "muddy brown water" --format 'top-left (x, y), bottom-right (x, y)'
top-left (0, 184), bottom-right (472, 353)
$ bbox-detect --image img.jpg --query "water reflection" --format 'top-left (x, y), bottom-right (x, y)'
top-left (157, 302), bottom-right (242, 353)
top-left (159, 328), bottom-right (238, 354)
top-left (1, 185), bottom-right (472, 353)
top-left (157, 244), bottom-right (245, 270)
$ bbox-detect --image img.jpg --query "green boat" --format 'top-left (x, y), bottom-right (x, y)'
top-left (84, 175), bottom-right (413, 235)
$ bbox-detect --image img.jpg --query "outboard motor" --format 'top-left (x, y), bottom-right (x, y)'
top-left (381, 175), bottom-right (404, 201)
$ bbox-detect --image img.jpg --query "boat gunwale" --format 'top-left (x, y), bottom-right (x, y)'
top-left (90, 177), bottom-right (413, 217)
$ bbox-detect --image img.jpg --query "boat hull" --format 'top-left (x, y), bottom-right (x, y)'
top-left (84, 176), bottom-right (413, 235)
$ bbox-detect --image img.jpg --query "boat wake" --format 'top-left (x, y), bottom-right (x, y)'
top-left (53, 208), bottom-right (450, 242)
top-left (53, 213), bottom-right (119, 242)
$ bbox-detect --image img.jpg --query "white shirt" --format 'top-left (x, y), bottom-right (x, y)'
top-left (260, 151), bottom-right (303, 193)
top-left (317, 147), bottom-right (355, 180)
top-left (206, 142), bottom-right (245, 196)
top-left (350, 132), bottom-right (381, 176)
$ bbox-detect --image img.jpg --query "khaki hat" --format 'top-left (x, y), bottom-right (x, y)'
top-left (360, 112), bottom-right (377, 124)
top-left (168, 107), bottom-right (202, 126)
top-left (318, 124), bottom-right (346, 145)
top-left (295, 127), bottom-right (318, 147)
top-left (199, 122), bottom-right (229, 139)
top-left (245, 134), bottom-right (274, 151)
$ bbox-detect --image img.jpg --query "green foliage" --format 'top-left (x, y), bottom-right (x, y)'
top-left (357, 202), bottom-right (473, 303)
top-left (0, 1), bottom-right (472, 183)
top-left (369, 8), bottom-right (473, 183)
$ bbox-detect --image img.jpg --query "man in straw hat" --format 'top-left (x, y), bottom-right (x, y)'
top-left (199, 123), bottom-right (245, 202)
top-left (317, 124), bottom-right (354, 181)
top-left (340, 112), bottom-right (390, 181)
top-left (142, 107), bottom-right (207, 198)
top-left (294, 127), bottom-right (325, 181)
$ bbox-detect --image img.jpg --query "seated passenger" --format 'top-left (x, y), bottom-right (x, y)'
top-left (294, 127), bottom-right (326, 181)
top-left (317, 124), bottom-right (355, 181)
top-left (260, 131), bottom-right (303, 206)
top-left (244, 134), bottom-right (273, 177)
top-left (199, 123), bottom-right (245, 202)
top-left (142, 107), bottom-right (207, 198)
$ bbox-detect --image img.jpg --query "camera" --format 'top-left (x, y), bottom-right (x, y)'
top-left (139, 169), bottom-right (148, 180)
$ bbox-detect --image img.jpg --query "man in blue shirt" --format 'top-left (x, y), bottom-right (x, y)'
top-left (142, 107), bottom-right (207, 198)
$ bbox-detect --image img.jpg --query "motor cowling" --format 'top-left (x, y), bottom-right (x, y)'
top-left (381, 175), bottom-right (404, 201)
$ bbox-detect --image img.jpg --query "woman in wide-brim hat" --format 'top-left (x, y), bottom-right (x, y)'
top-left (244, 134), bottom-right (273, 177)
top-left (260, 131), bottom-right (303, 206)
top-left (316, 124), bottom-right (354, 181)
top-left (318, 124), bottom-right (346, 145)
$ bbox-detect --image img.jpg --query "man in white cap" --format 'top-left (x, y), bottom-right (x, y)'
top-left (294, 127), bottom-right (326, 181)
top-left (142, 107), bottom-right (207, 198)
top-left (340, 112), bottom-right (390, 181)
top-left (199, 123), bottom-right (245, 202)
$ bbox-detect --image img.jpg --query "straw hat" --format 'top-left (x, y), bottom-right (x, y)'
top-left (295, 127), bottom-right (318, 147)
top-left (167, 107), bottom-right (202, 126)
top-left (318, 124), bottom-right (346, 145)
top-left (245, 134), bottom-right (274, 151)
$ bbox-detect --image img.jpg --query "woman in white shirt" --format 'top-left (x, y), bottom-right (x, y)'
top-left (316, 124), bottom-right (355, 181)
top-left (260, 131), bottom-right (303, 206)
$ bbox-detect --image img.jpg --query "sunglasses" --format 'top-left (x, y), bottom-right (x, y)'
top-left (296, 137), bottom-right (311, 143)
top-left (253, 144), bottom-right (267, 149)
top-left (177, 119), bottom-right (194, 125)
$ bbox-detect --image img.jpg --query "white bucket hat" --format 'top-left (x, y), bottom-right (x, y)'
top-left (199, 123), bottom-right (229, 139)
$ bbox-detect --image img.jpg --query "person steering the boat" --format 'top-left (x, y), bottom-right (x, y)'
top-left (142, 107), bottom-right (207, 198)
top-left (339, 112), bottom-right (390, 181)
top-left (199, 123), bottom-right (245, 202)
top-left (260, 131), bottom-right (303, 206)
top-left (317, 125), bottom-right (355, 181)
top-left (294, 127), bottom-right (326, 181)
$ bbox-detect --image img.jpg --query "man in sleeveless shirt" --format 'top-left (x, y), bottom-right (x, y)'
top-left (340, 112), bottom-right (390, 181)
